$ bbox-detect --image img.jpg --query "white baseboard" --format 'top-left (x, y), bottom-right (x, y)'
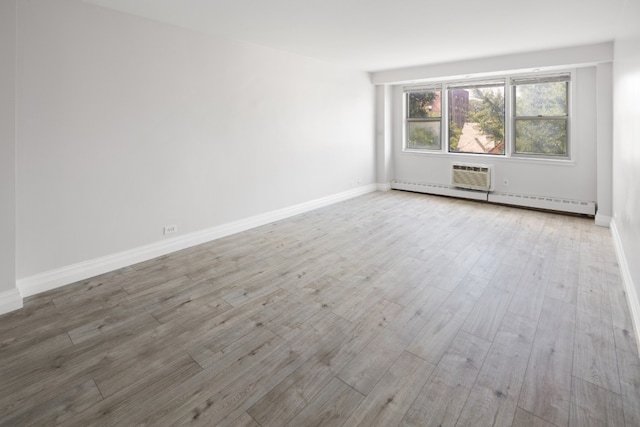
top-left (611, 219), bottom-right (640, 355)
top-left (377, 182), bottom-right (391, 191)
top-left (595, 214), bottom-right (612, 227)
top-left (0, 288), bottom-right (23, 315)
top-left (16, 184), bottom-right (378, 298)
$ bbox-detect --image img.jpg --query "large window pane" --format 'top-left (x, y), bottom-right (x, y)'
top-left (448, 86), bottom-right (505, 155)
top-left (515, 119), bottom-right (567, 155)
top-left (408, 91), bottom-right (441, 118)
top-left (407, 121), bottom-right (441, 150)
top-left (515, 82), bottom-right (567, 116)
top-left (406, 89), bottom-right (442, 151)
top-left (513, 77), bottom-right (569, 157)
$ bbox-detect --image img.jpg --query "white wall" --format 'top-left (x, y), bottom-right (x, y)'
top-left (612, 0), bottom-right (640, 334)
top-left (0, 1), bottom-right (21, 311)
top-left (15, 0), bottom-right (375, 282)
top-left (375, 85), bottom-right (393, 186)
top-left (371, 42), bottom-right (613, 85)
top-left (596, 63), bottom-right (614, 224)
top-left (389, 67), bottom-right (598, 203)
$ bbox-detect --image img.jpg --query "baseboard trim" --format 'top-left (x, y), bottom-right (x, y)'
top-left (0, 288), bottom-right (23, 315)
top-left (377, 182), bottom-right (391, 191)
top-left (595, 214), bottom-right (612, 227)
top-left (611, 219), bottom-right (640, 355)
top-left (17, 184), bottom-right (378, 298)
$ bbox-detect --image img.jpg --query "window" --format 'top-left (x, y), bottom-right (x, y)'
top-left (448, 80), bottom-right (505, 155)
top-left (402, 72), bottom-right (572, 160)
top-left (405, 87), bottom-right (442, 150)
top-left (512, 75), bottom-right (569, 157)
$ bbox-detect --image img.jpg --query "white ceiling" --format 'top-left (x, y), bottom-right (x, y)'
top-left (82, 0), bottom-right (627, 72)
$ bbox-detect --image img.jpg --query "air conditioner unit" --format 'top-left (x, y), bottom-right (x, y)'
top-left (451, 163), bottom-right (492, 191)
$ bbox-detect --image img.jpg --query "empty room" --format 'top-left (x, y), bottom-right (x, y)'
top-left (1, 0), bottom-right (640, 426)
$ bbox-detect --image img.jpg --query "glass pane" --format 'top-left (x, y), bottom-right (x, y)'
top-left (515, 119), bottom-right (567, 155)
top-left (448, 86), bottom-right (504, 155)
top-left (407, 121), bottom-right (441, 150)
top-left (515, 81), bottom-right (567, 116)
top-left (408, 91), bottom-right (441, 118)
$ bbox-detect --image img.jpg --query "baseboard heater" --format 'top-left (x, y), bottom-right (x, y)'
top-left (488, 192), bottom-right (595, 216)
top-left (391, 180), bottom-right (488, 201)
top-left (390, 180), bottom-right (595, 216)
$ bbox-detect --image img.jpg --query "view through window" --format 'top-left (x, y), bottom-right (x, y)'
top-left (513, 76), bottom-right (569, 156)
top-left (448, 81), bottom-right (505, 155)
top-left (404, 73), bottom-right (571, 159)
top-left (406, 89), bottom-right (442, 150)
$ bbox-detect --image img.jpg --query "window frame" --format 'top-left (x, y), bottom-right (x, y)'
top-left (446, 79), bottom-right (506, 156)
top-left (404, 86), bottom-right (443, 152)
top-left (510, 74), bottom-right (571, 159)
top-left (401, 71), bottom-right (574, 162)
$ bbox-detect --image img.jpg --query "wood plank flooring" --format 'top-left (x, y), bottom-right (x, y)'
top-left (1, 190), bottom-right (638, 426)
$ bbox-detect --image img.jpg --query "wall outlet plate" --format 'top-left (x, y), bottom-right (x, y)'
top-left (163, 225), bottom-right (178, 235)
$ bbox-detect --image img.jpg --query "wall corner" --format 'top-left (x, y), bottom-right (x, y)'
top-left (0, 287), bottom-right (23, 315)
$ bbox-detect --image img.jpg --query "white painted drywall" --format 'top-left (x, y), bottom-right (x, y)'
top-left (389, 67), bottom-right (598, 203)
top-left (15, 0), bottom-right (375, 279)
top-left (0, 1), bottom-right (17, 295)
top-left (596, 63), bottom-right (613, 223)
top-left (613, 0), bottom-right (640, 310)
top-left (81, 0), bottom-right (625, 72)
top-left (371, 43), bottom-right (614, 85)
top-left (375, 85), bottom-right (393, 185)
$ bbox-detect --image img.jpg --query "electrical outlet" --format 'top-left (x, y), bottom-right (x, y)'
top-left (163, 224), bottom-right (178, 235)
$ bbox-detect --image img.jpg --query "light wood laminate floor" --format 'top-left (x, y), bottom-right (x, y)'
top-left (1, 190), bottom-right (639, 426)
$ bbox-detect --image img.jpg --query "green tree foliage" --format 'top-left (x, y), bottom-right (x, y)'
top-left (408, 92), bottom-right (439, 118)
top-left (408, 123), bottom-right (440, 149)
top-left (407, 91), bottom-right (441, 149)
top-left (449, 122), bottom-right (462, 151)
top-left (515, 120), bottom-right (567, 155)
top-left (468, 88), bottom-right (505, 144)
top-left (514, 82), bottom-right (567, 155)
top-left (515, 82), bottom-right (567, 116)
